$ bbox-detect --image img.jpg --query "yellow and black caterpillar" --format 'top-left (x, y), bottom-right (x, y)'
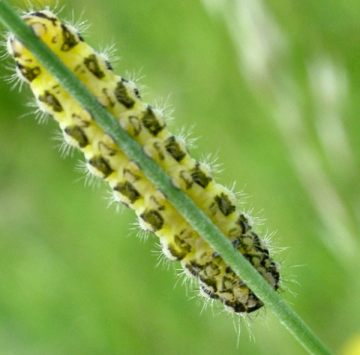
top-left (6, 9), bottom-right (280, 313)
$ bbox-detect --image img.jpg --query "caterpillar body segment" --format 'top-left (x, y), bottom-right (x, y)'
top-left (7, 9), bottom-right (280, 313)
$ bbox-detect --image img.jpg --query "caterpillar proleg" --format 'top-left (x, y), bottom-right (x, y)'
top-left (6, 9), bottom-right (280, 313)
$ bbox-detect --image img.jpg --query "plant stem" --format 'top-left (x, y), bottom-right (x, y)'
top-left (0, 2), bottom-right (332, 354)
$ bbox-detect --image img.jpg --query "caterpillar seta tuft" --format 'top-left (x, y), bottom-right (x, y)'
top-left (6, 8), bottom-right (280, 314)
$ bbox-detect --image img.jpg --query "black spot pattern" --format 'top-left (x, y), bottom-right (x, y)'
top-left (167, 243), bottom-right (188, 261)
top-left (105, 60), bottom-right (113, 70)
top-left (114, 80), bottom-right (135, 108)
top-left (165, 136), bottom-right (186, 162)
top-left (30, 11), bottom-right (57, 26)
top-left (114, 181), bottom-right (140, 204)
top-left (84, 54), bottom-right (105, 79)
top-left (214, 193), bottom-right (236, 216)
top-left (190, 163), bottom-right (212, 188)
top-left (16, 63), bottom-right (41, 82)
top-left (88, 156), bottom-right (113, 177)
top-left (140, 209), bottom-right (164, 231)
top-left (141, 107), bottom-right (164, 136)
top-left (237, 213), bottom-right (251, 234)
top-left (61, 24), bottom-right (79, 51)
top-left (38, 91), bottom-right (63, 112)
top-left (174, 234), bottom-right (191, 252)
top-left (64, 125), bottom-right (88, 147)
top-left (226, 300), bottom-right (247, 313)
top-left (134, 88), bottom-right (141, 98)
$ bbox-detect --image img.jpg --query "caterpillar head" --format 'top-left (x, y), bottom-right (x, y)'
top-left (7, 10), bottom-right (83, 83)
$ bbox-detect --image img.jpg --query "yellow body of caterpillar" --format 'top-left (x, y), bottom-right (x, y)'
top-left (7, 9), bottom-right (280, 313)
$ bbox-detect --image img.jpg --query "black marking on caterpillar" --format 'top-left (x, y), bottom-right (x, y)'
top-left (38, 90), bottom-right (63, 112)
top-left (190, 162), bottom-right (212, 188)
top-left (16, 62), bottom-right (41, 82)
top-left (140, 209), bottom-right (164, 231)
top-left (88, 155), bottom-right (113, 177)
top-left (6, 9), bottom-right (281, 314)
top-left (84, 54), bottom-right (105, 79)
top-left (141, 107), bottom-right (165, 136)
top-left (64, 125), bottom-right (89, 148)
top-left (214, 193), bottom-right (236, 216)
top-left (114, 181), bottom-right (141, 204)
top-left (114, 80), bottom-right (135, 108)
top-left (60, 23), bottom-right (79, 51)
top-left (29, 11), bottom-right (58, 26)
top-left (164, 136), bottom-right (186, 162)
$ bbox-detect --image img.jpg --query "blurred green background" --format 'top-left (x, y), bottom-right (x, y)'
top-left (1, 0), bottom-right (360, 354)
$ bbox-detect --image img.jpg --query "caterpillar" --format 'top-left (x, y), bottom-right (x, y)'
top-left (6, 9), bottom-right (280, 313)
